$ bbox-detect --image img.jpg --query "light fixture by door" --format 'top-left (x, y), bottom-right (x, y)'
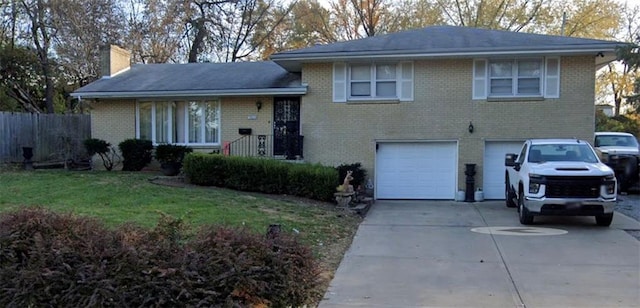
top-left (468, 121), bottom-right (474, 133)
top-left (256, 101), bottom-right (262, 112)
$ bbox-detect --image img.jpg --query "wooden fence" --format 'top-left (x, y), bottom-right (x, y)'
top-left (0, 112), bottom-right (91, 163)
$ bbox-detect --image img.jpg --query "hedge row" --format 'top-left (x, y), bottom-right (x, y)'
top-left (183, 154), bottom-right (338, 202)
top-left (0, 208), bottom-right (321, 307)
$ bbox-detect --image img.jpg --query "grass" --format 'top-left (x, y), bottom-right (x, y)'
top-left (0, 170), bottom-right (362, 265)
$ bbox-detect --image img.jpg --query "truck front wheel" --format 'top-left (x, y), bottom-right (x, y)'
top-left (518, 191), bottom-right (534, 225)
top-left (505, 174), bottom-right (516, 208)
top-left (595, 213), bottom-right (613, 227)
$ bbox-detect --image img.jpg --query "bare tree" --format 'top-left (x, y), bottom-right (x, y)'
top-left (53, 0), bottom-right (125, 85)
top-left (124, 0), bottom-right (189, 64)
top-left (20, 0), bottom-right (55, 113)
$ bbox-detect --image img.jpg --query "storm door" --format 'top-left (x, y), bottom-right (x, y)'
top-left (273, 97), bottom-right (301, 159)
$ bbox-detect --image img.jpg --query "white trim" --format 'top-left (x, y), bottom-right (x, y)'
top-left (374, 140), bottom-right (459, 200)
top-left (135, 102), bottom-right (140, 138)
top-left (333, 62), bottom-right (347, 102)
top-left (273, 48), bottom-right (615, 62)
top-left (135, 100), bottom-right (221, 146)
top-left (544, 57), bottom-right (560, 98)
top-left (71, 87), bottom-right (308, 99)
top-left (398, 62), bottom-right (414, 101)
top-left (472, 59), bottom-right (488, 99)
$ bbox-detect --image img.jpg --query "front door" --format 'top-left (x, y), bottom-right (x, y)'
top-left (273, 97), bottom-right (301, 159)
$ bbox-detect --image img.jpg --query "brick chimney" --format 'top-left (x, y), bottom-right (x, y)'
top-left (100, 45), bottom-right (131, 77)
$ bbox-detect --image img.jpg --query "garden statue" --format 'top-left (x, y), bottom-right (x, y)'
top-left (340, 170), bottom-right (354, 193)
top-left (335, 170), bottom-right (355, 207)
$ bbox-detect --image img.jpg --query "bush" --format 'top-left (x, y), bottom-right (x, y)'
top-left (118, 139), bottom-right (153, 171)
top-left (0, 208), bottom-right (321, 307)
top-left (154, 144), bottom-right (193, 165)
top-left (183, 154), bottom-right (338, 201)
top-left (83, 138), bottom-right (120, 171)
top-left (183, 153), bottom-right (227, 186)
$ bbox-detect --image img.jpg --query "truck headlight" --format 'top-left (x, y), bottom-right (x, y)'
top-left (604, 174), bottom-right (616, 194)
top-left (529, 182), bottom-right (540, 194)
top-left (528, 174), bottom-right (543, 194)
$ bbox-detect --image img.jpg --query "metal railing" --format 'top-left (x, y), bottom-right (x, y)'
top-left (225, 135), bottom-right (303, 160)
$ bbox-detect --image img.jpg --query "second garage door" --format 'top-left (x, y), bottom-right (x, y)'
top-left (376, 142), bottom-right (457, 199)
top-left (483, 141), bottom-right (524, 199)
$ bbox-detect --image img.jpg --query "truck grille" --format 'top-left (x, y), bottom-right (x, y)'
top-left (544, 176), bottom-right (602, 198)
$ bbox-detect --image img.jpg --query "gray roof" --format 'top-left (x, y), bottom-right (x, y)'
top-left (272, 25), bottom-right (625, 71)
top-left (72, 61), bottom-right (305, 99)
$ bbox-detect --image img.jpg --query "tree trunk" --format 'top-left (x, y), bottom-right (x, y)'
top-left (188, 19), bottom-right (206, 63)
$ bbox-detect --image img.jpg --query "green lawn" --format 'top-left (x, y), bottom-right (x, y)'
top-left (0, 170), bottom-right (361, 264)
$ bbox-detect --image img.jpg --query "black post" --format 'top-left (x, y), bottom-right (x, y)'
top-left (464, 163), bottom-right (476, 202)
top-left (22, 147), bottom-right (34, 170)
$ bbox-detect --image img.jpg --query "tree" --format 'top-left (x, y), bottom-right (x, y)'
top-left (0, 44), bottom-right (46, 113)
top-left (390, 0), bottom-right (444, 31)
top-left (52, 0), bottom-right (125, 112)
top-left (19, 0), bottom-right (56, 113)
top-left (434, 0), bottom-right (552, 32)
top-left (258, 0), bottom-right (331, 58)
top-left (185, 0), bottom-right (293, 62)
top-left (596, 2), bottom-right (638, 116)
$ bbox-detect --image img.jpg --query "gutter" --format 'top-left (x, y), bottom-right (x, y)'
top-left (70, 86), bottom-right (308, 99)
top-left (271, 48), bottom-right (618, 62)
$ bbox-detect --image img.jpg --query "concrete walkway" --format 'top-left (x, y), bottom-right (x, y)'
top-left (319, 200), bottom-right (640, 308)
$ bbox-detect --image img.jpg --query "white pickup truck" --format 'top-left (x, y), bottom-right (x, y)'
top-left (504, 139), bottom-right (617, 226)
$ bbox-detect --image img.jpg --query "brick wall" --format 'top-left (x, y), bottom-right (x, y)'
top-left (90, 97), bottom-right (276, 167)
top-left (300, 56), bottom-right (596, 191)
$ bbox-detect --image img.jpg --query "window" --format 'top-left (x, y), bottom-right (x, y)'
top-left (333, 62), bottom-right (413, 102)
top-left (349, 63), bottom-right (397, 98)
top-left (137, 100), bottom-right (220, 145)
top-left (489, 59), bottom-right (541, 97)
top-left (473, 57), bottom-right (560, 100)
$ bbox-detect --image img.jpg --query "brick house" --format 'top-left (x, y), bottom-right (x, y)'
top-left (72, 26), bottom-right (623, 200)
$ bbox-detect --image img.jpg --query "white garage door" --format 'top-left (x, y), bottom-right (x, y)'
top-left (376, 142), bottom-right (457, 199)
top-left (483, 141), bottom-right (524, 199)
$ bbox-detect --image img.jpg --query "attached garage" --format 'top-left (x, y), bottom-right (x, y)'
top-left (483, 141), bottom-right (524, 199)
top-left (375, 142), bottom-right (457, 199)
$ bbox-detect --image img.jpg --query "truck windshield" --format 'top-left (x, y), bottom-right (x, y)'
top-left (595, 135), bottom-right (639, 148)
top-left (528, 144), bottom-right (599, 163)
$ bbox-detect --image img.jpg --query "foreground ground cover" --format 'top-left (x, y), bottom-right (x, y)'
top-left (0, 170), bottom-right (362, 300)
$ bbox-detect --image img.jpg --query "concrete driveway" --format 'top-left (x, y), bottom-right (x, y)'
top-left (319, 200), bottom-right (640, 308)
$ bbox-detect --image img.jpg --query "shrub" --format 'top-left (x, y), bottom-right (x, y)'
top-left (154, 144), bottom-right (193, 165)
top-left (183, 153), bottom-right (227, 186)
top-left (183, 154), bottom-right (338, 201)
top-left (118, 139), bottom-right (153, 171)
top-left (0, 208), bottom-right (321, 307)
top-left (190, 227), bottom-right (321, 307)
top-left (83, 138), bottom-right (120, 171)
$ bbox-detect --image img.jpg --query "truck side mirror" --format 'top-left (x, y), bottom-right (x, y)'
top-left (505, 153), bottom-right (518, 167)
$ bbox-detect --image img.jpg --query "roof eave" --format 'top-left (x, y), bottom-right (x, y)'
top-left (71, 87), bottom-right (308, 99)
top-left (272, 47), bottom-right (619, 71)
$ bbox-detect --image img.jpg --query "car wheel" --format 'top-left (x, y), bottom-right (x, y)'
top-left (618, 157), bottom-right (638, 193)
top-left (518, 191), bottom-right (534, 225)
top-left (595, 213), bottom-right (613, 227)
top-left (505, 175), bottom-right (516, 208)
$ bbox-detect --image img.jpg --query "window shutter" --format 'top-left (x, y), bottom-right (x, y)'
top-left (398, 62), bottom-right (414, 101)
top-left (544, 57), bottom-right (560, 98)
top-left (333, 62), bottom-right (347, 103)
top-left (472, 59), bottom-right (487, 99)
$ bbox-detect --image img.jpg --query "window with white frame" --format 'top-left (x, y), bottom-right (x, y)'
top-left (489, 59), bottom-right (542, 96)
top-left (473, 57), bottom-right (559, 100)
top-left (137, 100), bottom-right (220, 145)
top-left (333, 62), bottom-right (413, 102)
